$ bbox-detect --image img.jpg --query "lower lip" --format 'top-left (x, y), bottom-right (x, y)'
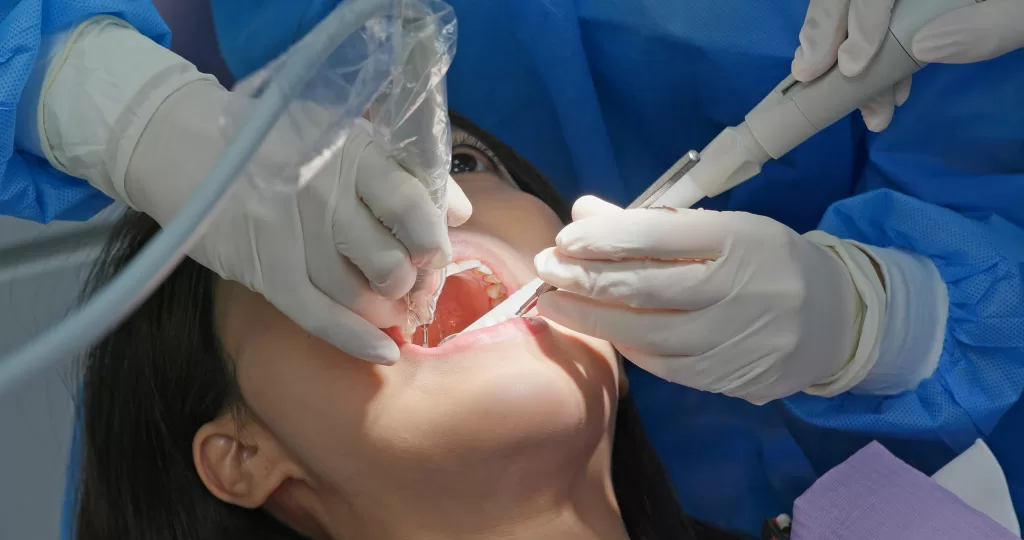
top-left (399, 316), bottom-right (549, 359)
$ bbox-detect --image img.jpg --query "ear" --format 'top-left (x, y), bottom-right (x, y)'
top-left (193, 413), bottom-right (301, 509)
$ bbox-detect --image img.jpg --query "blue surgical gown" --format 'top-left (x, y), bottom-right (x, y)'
top-left (45, 0), bottom-right (1024, 537)
top-left (0, 0), bottom-right (169, 222)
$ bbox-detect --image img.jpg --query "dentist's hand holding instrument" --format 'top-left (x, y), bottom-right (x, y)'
top-left (532, 198), bottom-right (887, 405)
top-left (460, 0), bottom-right (993, 402)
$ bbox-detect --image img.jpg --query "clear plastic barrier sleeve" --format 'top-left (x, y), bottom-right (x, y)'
top-left (219, 0), bottom-right (457, 330)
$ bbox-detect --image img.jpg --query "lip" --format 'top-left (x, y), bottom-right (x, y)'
top-left (392, 316), bottom-right (551, 359)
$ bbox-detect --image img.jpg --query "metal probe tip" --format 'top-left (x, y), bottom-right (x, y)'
top-left (514, 283), bottom-right (554, 317)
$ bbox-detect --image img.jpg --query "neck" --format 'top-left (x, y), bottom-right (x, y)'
top-left (350, 474), bottom-right (629, 540)
top-left (308, 436), bottom-right (631, 540)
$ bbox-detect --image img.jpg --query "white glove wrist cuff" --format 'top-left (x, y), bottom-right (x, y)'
top-left (847, 243), bottom-right (948, 395)
top-left (37, 16), bottom-right (214, 208)
top-left (14, 29), bottom-right (70, 158)
top-left (802, 231), bottom-right (887, 397)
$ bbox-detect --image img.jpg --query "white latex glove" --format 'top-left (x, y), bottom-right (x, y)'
top-left (34, 17), bottom-right (472, 364)
top-left (533, 197), bottom-right (887, 405)
top-left (792, 0), bottom-right (1024, 132)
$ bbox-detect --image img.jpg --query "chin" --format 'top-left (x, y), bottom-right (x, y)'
top-left (405, 319), bottom-right (620, 459)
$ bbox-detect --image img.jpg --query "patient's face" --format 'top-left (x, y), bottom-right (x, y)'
top-left (206, 128), bottom-right (621, 534)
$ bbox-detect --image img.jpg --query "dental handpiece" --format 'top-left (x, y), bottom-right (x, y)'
top-left (450, 151), bottom-right (701, 339)
top-left (656, 0), bottom-right (985, 209)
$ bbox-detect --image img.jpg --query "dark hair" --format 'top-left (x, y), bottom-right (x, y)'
top-left (74, 115), bottom-right (738, 540)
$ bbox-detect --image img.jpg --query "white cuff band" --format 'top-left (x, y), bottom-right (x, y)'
top-left (803, 231), bottom-right (887, 397)
top-left (14, 29), bottom-right (70, 158)
top-left (38, 16), bottom-right (213, 208)
top-left (848, 242), bottom-right (948, 395)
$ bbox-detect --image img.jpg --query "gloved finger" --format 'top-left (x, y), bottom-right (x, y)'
top-left (276, 285), bottom-right (401, 365)
top-left (445, 175), bottom-right (473, 227)
top-left (296, 185), bottom-right (410, 326)
top-left (537, 290), bottom-right (724, 357)
top-left (310, 151), bottom-right (418, 300)
top-left (894, 76), bottom-right (912, 107)
top-left (859, 87), bottom-right (896, 132)
top-left (837, 0), bottom-right (896, 76)
top-left (912, 0), bottom-right (1024, 64)
top-left (249, 188), bottom-right (406, 351)
top-left (554, 207), bottom-right (726, 261)
top-left (793, 0), bottom-right (853, 81)
top-left (356, 142), bottom-right (452, 271)
top-left (534, 247), bottom-right (722, 310)
top-left (332, 201), bottom-right (419, 300)
top-left (310, 235), bottom-right (409, 328)
top-left (571, 195), bottom-right (624, 222)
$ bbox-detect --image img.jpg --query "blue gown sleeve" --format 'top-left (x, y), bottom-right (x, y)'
top-left (784, 189), bottom-right (1024, 466)
top-left (0, 0), bottom-right (170, 223)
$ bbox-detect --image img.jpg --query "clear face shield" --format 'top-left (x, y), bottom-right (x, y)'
top-left (0, 0), bottom-right (457, 396)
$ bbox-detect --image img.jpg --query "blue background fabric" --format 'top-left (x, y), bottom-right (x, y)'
top-left (49, 0), bottom-right (1024, 537)
top-left (0, 0), bottom-right (170, 222)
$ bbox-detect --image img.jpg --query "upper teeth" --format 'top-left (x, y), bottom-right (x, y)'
top-left (485, 284), bottom-right (508, 299)
top-left (446, 260), bottom-right (481, 276)
top-left (447, 260), bottom-right (498, 280)
top-left (443, 259), bottom-right (508, 307)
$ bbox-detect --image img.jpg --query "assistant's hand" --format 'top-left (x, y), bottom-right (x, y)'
top-left (125, 83), bottom-right (471, 365)
top-left (33, 16), bottom-right (476, 365)
top-left (533, 196), bottom-right (882, 404)
top-left (792, 0), bottom-right (1024, 132)
top-left (34, 17), bottom-right (473, 365)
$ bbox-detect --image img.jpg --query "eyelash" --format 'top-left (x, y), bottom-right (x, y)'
top-left (451, 131), bottom-right (500, 173)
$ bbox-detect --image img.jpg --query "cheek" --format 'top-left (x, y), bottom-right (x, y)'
top-left (232, 323), bottom-right (389, 468)
top-left (460, 189), bottom-right (564, 257)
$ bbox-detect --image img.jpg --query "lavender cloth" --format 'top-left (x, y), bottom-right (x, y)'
top-left (792, 441), bottom-right (1016, 540)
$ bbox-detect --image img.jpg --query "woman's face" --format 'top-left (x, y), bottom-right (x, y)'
top-left (200, 128), bottom-right (622, 537)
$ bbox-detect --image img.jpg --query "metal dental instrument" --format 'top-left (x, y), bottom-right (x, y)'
top-left (512, 150), bottom-right (702, 316)
top-left (442, 150), bottom-right (701, 344)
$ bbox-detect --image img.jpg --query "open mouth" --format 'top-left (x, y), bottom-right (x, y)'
top-left (405, 258), bottom-right (512, 347)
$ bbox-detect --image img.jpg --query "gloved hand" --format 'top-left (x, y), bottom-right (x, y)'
top-left (129, 83), bottom-right (472, 365)
top-left (34, 17), bottom-right (471, 365)
top-left (792, 0), bottom-right (1024, 132)
top-left (533, 196), bottom-right (886, 404)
